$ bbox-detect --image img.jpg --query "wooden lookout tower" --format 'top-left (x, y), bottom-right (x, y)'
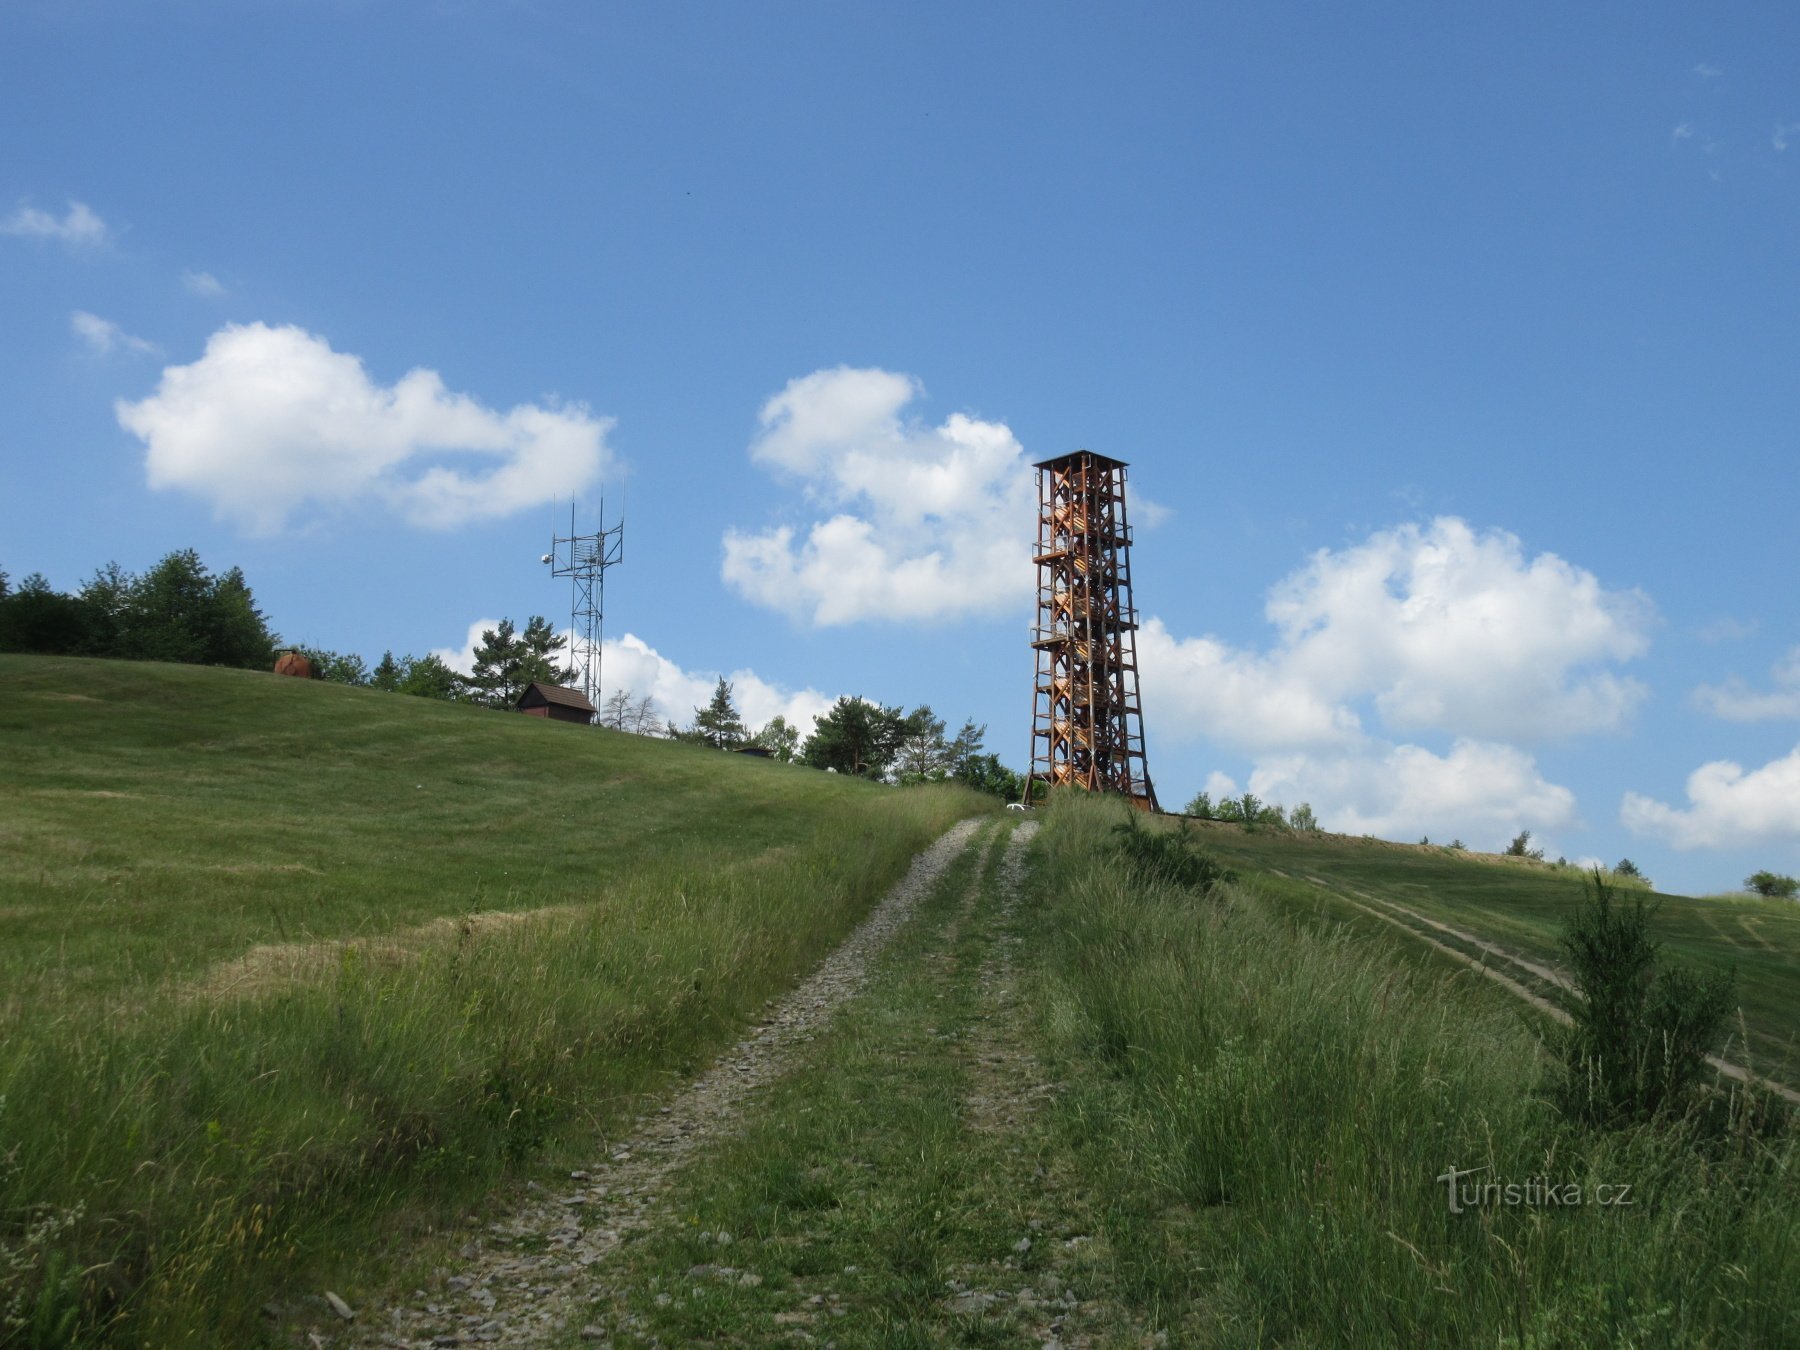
top-left (1026, 451), bottom-right (1158, 811)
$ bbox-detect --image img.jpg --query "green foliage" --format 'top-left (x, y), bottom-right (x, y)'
top-left (1287, 801), bottom-right (1318, 832)
top-left (1212, 791), bottom-right (1289, 831)
top-left (1746, 870), bottom-right (1799, 900)
top-left (800, 696), bottom-right (907, 777)
top-left (691, 676), bottom-right (749, 750)
top-left (893, 704), bottom-right (950, 779)
top-left (368, 650), bottom-right (462, 700)
top-left (1184, 790), bottom-right (1213, 819)
top-left (0, 550), bottom-right (278, 669)
top-left (295, 645), bottom-right (370, 685)
top-left (1108, 814), bottom-right (1235, 892)
top-left (750, 714), bottom-right (801, 762)
top-left (945, 718), bottom-right (986, 778)
top-left (516, 615), bottom-right (573, 690)
top-left (1505, 828), bottom-right (1546, 860)
top-left (463, 615), bottom-right (572, 708)
top-left (1032, 795), bottom-right (1799, 1345)
top-left (369, 650), bottom-right (403, 690)
top-left (1557, 871), bottom-right (1738, 1126)
top-left (953, 751), bottom-right (1023, 802)
top-left (0, 573), bottom-right (90, 655)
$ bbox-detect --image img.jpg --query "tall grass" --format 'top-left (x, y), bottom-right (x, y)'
top-left (1029, 795), bottom-right (1797, 1345)
top-left (0, 657), bottom-right (989, 1342)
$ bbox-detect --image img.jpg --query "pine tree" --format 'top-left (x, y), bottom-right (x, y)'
top-left (468, 618), bottom-right (525, 706)
top-left (801, 696), bottom-right (907, 777)
top-left (692, 677), bottom-right (749, 749)
top-left (947, 719), bottom-right (986, 778)
top-left (371, 651), bottom-right (404, 691)
top-left (517, 615), bottom-right (573, 688)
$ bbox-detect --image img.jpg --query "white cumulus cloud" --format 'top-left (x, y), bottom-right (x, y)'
top-left (1247, 740), bottom-right (1578, 849)
top-left (70, 311), bottom-right (159, 357)
top-left (1693, 647), bottom-right (1800, 721)
top-left (1138, 617), bottom-right (1363, 753)
top-left (1144, 517), bottom-right (1652, 749)
top-left (1622, 745), bottom-right (1800, 850)
top-left (1141, 518), bottom-right (1652, 844)
top-left (722, 367), bottom-right (1036, 626)
top-left (116, 323), bottom-right (613, 534)
top-left (2, 199), bottom-right (108, 246)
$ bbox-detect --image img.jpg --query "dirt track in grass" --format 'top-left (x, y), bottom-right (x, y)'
top-left (348, 818), bottom-right (986, 1348)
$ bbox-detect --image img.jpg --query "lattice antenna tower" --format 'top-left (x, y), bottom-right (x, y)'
top-left (1026, 451), bottom-right (1158, 811)
top-left (541, 498), bottom-right (624, 713)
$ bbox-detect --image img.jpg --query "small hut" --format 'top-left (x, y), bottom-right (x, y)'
top-left (514, 681), bottom-right (596, 725)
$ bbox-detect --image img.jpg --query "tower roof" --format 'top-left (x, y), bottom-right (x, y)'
top-left (1032, 449), bottom-right (1129, 471)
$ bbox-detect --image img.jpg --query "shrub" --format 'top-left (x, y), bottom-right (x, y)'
top-left (1505, 829), bottom-right (1545, 860)
top-left (1557, 871), bottom-right (1736, 1126)
top-left (1745, 871), bottom-right (1799, 900)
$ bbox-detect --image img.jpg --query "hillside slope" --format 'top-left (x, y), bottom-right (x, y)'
top-left (1189, 820), bottom-right (1800, 1088)
top-left (0, 655), bottom-right (991, 1342)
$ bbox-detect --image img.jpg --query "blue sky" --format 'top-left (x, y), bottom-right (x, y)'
top-left (3, 1), bottom-right (1797, 896)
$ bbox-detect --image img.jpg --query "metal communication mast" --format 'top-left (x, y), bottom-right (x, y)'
top-left (1026, 451), bottom-right (1158, 811)
top-left (542, 501), bottom-right (624, 713)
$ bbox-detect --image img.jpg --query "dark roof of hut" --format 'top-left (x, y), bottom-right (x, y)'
top-left (516, 681), bottom-right (597, 713)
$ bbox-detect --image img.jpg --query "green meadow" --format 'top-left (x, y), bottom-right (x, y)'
top-left (1188, 821), bottom-right (1800, 1087)
top-left (1019, 798), bottom-right (1799, 1345)
top-left (0, 655), bottom-right (989, 1342)
top-left (3, 655), bottom-right (1797, 1345)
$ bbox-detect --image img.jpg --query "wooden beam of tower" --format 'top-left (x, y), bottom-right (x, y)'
top-left (1026, 450), bottom-right (1158, 812)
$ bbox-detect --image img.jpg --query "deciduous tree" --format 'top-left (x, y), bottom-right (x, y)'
top-left (752, 714), bottom-right (801, 762)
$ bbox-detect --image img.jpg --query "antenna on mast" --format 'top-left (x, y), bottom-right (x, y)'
top-left (541, 494), bottom-right (624, 718)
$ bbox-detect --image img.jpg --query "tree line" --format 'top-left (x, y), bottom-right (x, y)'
top-left (0, 553), bottom-right (573, 710)
top-left (298, 616), bottom-right (575, 708)
top-left (660, 678), bottom-right (1024, 801)
top-left (0, 551), bottom-right (278, 669)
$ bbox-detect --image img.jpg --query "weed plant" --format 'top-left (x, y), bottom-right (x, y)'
top-left (1027, 796), bottom-right (1798, 1345)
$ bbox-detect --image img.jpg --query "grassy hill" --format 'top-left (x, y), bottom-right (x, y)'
top-left (1186, 821), bottom-right (1800, 1089)
top-left (1024, 799), bottom-right (1797, 1345)
top-left (0, 655), bottom-right (991, 1342)
top-left (5, 655), bottom-right (1795, 1344)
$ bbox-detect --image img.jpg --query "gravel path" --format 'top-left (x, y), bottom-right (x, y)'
top-left (351, 818), bottom-right (985, 1348)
